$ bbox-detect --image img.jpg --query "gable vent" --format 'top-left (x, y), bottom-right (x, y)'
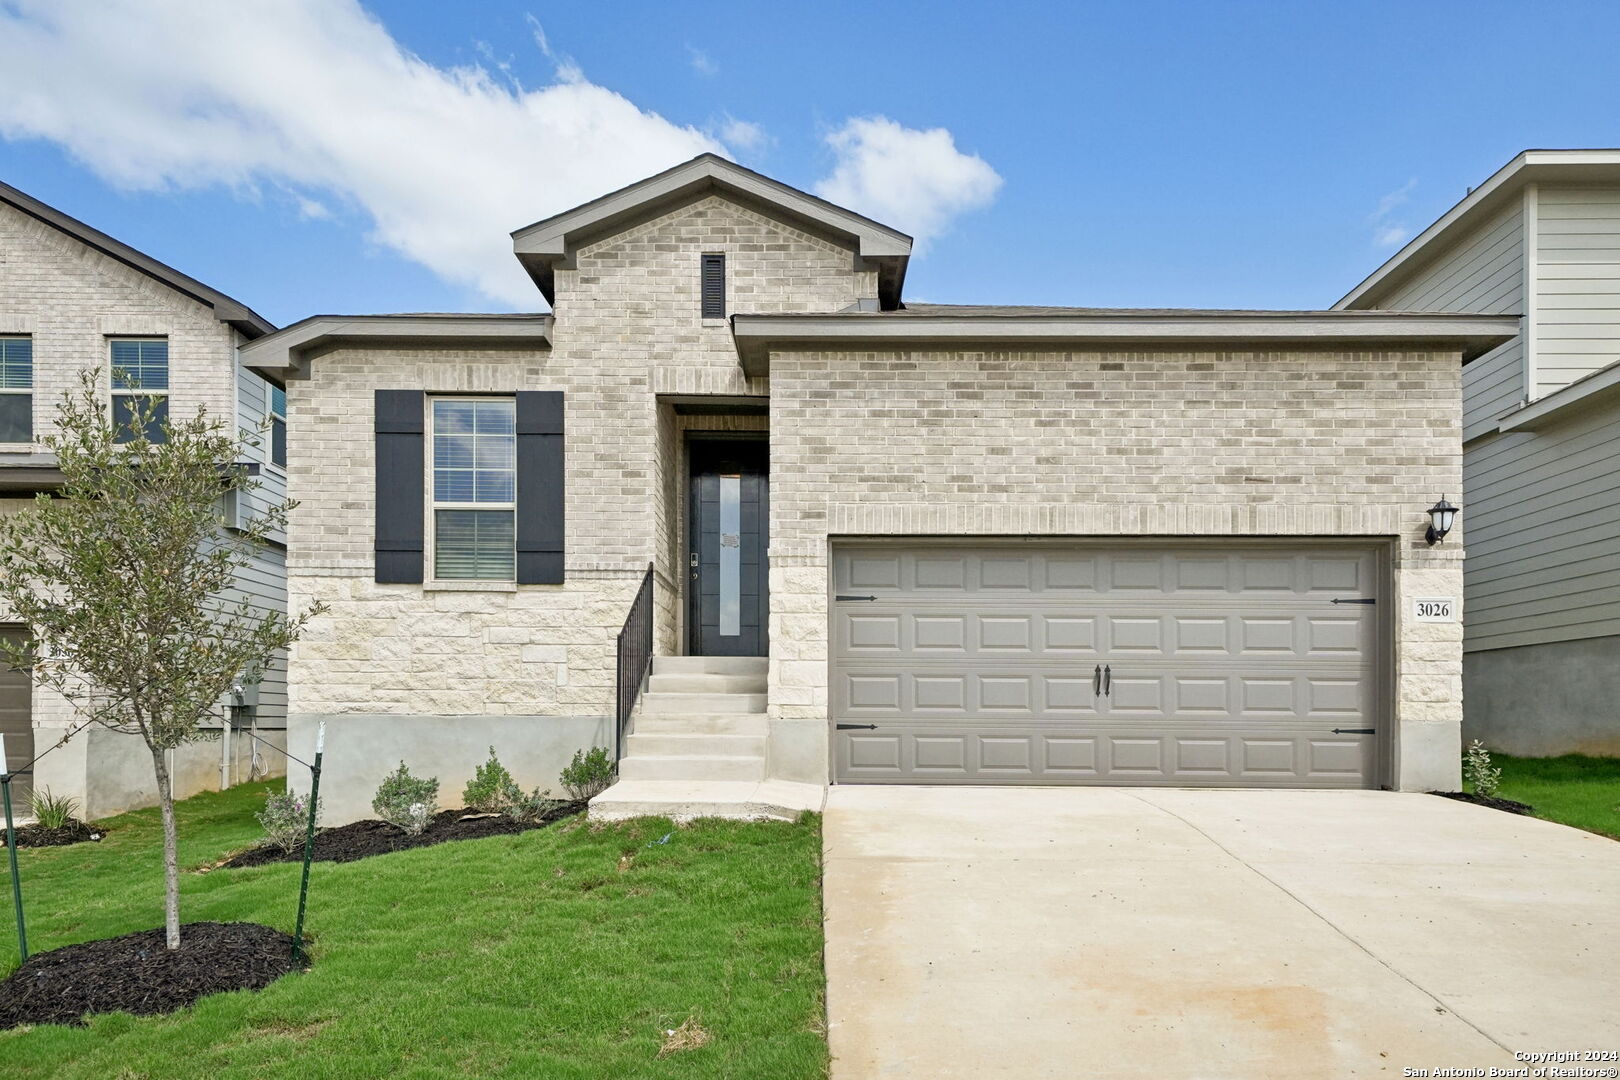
top-left (701, 253), bottom-right (726, 319)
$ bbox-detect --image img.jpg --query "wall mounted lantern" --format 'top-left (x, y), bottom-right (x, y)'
top-left (1425, 497), bottom-right (1460, 546)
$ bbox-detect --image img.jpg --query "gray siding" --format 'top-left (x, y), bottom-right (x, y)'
top-left (233, 363), bottom-right (288, 725)
top-left (1535, 186), bottom-right (1620, 397)
top-left (1462, 398), bottom-right (1620, 652)
top-left (1373, 202), bottom-right (1525, 441)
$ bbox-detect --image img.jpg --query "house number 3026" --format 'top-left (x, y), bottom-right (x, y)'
top-left (1413, 598), bottom-right (1455, 622)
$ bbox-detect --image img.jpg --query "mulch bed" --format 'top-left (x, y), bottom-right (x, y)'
top-left (10, 820), bottom-right (103, 849)
top-left (219, 802), bottom-right (587, 869)
top-left (1431, 791), bottom-right (1535, 815)
top-left (0, 922), bottom-right (299, 1029)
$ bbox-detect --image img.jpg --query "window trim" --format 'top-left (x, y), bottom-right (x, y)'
top-left (427, 394), bottom-right (517, 582)
top-left (268, 382), bottom-right (287, 469)
top-left (0, 336), bottom-right (33, 445)
top-left (108, 336), bottom-right (170, 443)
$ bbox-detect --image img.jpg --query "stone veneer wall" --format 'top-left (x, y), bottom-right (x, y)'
top-left (283, 195), bottom-right (867, 815)
top-left (765, 346), bottom-right (1466, 791)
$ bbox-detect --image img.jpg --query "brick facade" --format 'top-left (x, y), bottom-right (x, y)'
top-left (284, 188), bottom-right (1469, 801)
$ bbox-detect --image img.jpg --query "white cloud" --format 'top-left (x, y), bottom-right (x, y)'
top-left (1369, 178), bottom-right (1417, 249)
top-left (687, 46), bottom-right (717, 77)
top-left (814, 116), bottom-right (1001, 250)
top-left (0, 1), bottom-right (727, 307)
top-left (719, 116), bottom-right (767, 152)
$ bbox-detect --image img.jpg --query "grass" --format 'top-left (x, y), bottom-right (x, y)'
top-left (0, 782), bottom-right (829, 1079)
top-left (1471, 752), bottom-right (1620, 840)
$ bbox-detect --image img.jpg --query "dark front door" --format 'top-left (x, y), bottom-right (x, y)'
top-left (688, 440), bottom-right (768, 657)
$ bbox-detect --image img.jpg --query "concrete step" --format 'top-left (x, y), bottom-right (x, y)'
top-left (630, 713), bottom-right (769, 736)
top-left (638, 691), bottom-right (766, 715)
top-left (589, 779), bottom-right (827, 822)
top-left (651, 655), bottom-right (769, 677)
top-left (618, 754), bottom-right (767, 783)
top-left (624, 732), bottom-right (765, 757)
top-left (647, 672), bottom-right (767, 695)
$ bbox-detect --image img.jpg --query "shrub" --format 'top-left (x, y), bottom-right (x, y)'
top-left (560, 746), bottom-right (616, 801)
top-left (463, 747), bottom-right (517, 813)
top-left (256, 790), bottom-right (319, 853)
top-left (1464, 740), bottom-right (1502, 799)
top-left (29, 788), bottom-right (81, 831)
top-left (373, 761), bottom-right (439, 835)
top-left (507, 785), bottom-right (566, 824)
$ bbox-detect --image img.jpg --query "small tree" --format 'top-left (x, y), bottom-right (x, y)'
top-left (0, 375), bottom-right (323, 950)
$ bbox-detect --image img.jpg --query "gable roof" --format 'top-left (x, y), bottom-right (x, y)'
top-left (1335, 149), bottom-right (1620, 310)
top-left (511, 153), bottom-right (913, 310)
top-left (0, 178), bottom-right (275, 339)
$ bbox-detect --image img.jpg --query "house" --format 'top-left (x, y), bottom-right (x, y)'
top-left (242, 154), bottom-right (1515, 822)
top-left (1337, 149), bottom-right (1620, 757)
top-left (0, 180), bottom-right (290, 817)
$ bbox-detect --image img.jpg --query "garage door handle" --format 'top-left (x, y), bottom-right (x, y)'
top-left (1331, 728), bottom-right (1375, 735)
top-left (1093, 665), bottom-right (1101, 695)
top-left (836, 723), bottom-right (878, 730)
top-left (1102, 664), bottom-right (1111, 696)
top-left (835, 594), bottom-right (876, 602)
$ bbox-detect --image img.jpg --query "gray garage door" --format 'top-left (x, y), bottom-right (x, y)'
top-left (0, 630), bottom-right (32, 807)
top-left (831, 543), bottom-right (1382, 787)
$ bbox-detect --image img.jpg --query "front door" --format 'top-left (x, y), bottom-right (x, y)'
top-left (688, 440), bottom-right (768, 656)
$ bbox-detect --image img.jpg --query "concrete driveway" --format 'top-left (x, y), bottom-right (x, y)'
top-left (823, 787), bottom-right (1620, 1079)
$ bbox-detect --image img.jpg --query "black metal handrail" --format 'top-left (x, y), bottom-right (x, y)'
top-left (614, 563), bottom-right (655, 761)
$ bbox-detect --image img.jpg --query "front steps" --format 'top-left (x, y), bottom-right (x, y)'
top-left (591, 656), bottom-right (827, 821)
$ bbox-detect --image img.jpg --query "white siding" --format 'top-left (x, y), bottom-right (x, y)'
top-left (1534, 186), bottom-right (1620, 397)
top-left (1461, 400), bottom-right (1620, 652)
top-left (1373, 202), bottom-right (1526, 441)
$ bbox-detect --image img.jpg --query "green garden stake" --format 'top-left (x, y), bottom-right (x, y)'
top-left (1, 732), bottom-right (26, 962)
top-left (291, 720), bottom-right (324, 966)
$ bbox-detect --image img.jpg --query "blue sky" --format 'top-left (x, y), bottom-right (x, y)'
top-left (1, 1), bottom-right (1617, 327)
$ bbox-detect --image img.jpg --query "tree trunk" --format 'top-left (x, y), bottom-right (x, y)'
top-left (151, 745), bottom-right (181, 950)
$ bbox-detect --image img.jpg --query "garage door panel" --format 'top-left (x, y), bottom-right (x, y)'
top-left (835, 724), bottom-right (1377, 786)
top-left (832, 544), bottom-right (1381, 788)
top-left (0, 630), bottom-right (34, 807)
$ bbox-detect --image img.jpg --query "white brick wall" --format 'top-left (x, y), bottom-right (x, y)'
top-left (287, 195), bottom-right (865, 718)
top-left (767, 345), bottom-right (1465, 789)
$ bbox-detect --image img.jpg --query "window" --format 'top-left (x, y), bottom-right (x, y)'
top-left (431, 397), bottom-right (515, 580)
top-left (109, 338), bottom-right (169, 443)
top-left (0, 338), bottom-right (32, 443)
top-left (269, 383), bottom-right (287, 468)
top-left (701, 253), bottom-right (726, 319)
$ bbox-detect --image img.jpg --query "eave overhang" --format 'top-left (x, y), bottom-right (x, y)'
top-left (511, 154), bottom-right (913, 310)
top-left (239, 314), bottom-right (553, 382)
top-left (1494, 357), bottom-right (1620, 434)
top-left (731, 312), bottom-right (1521, 378)
top-left (1335, 149), bottom-right (1620, 310)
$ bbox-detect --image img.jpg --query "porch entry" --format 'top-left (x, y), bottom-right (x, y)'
top-left (687, 439), bottom-right (768, 657)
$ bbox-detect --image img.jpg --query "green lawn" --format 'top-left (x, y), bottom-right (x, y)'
top-left (1475, 753), bottom-right (1620, 840)
top-left (0, 782), bottom-right (829, 1079)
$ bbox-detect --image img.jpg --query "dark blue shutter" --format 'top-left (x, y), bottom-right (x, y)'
top-left (515, 391), bottom-right (564, 584)
top-left (374, 390), bottom-right (425, 583)
top-left (701, 254), bottom-right (725, 318)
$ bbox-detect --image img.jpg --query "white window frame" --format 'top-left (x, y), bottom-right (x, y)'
top-left (0, 336), bottom-right (33, 446)
top-left (428, 395), bottom-right (517, 582)
top-left (108, 336), bottom-right (170, 442)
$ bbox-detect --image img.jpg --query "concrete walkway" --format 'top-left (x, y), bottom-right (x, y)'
top-left (823, 787), bottom-right (1620, 1079)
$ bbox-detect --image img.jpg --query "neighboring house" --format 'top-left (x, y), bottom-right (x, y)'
top-left (0, 180), bottom-right (290, 817)
top-left (243, 154), bottom-right (1514, 822)
top-left (1337, 149), bottom-right (1620, 756)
